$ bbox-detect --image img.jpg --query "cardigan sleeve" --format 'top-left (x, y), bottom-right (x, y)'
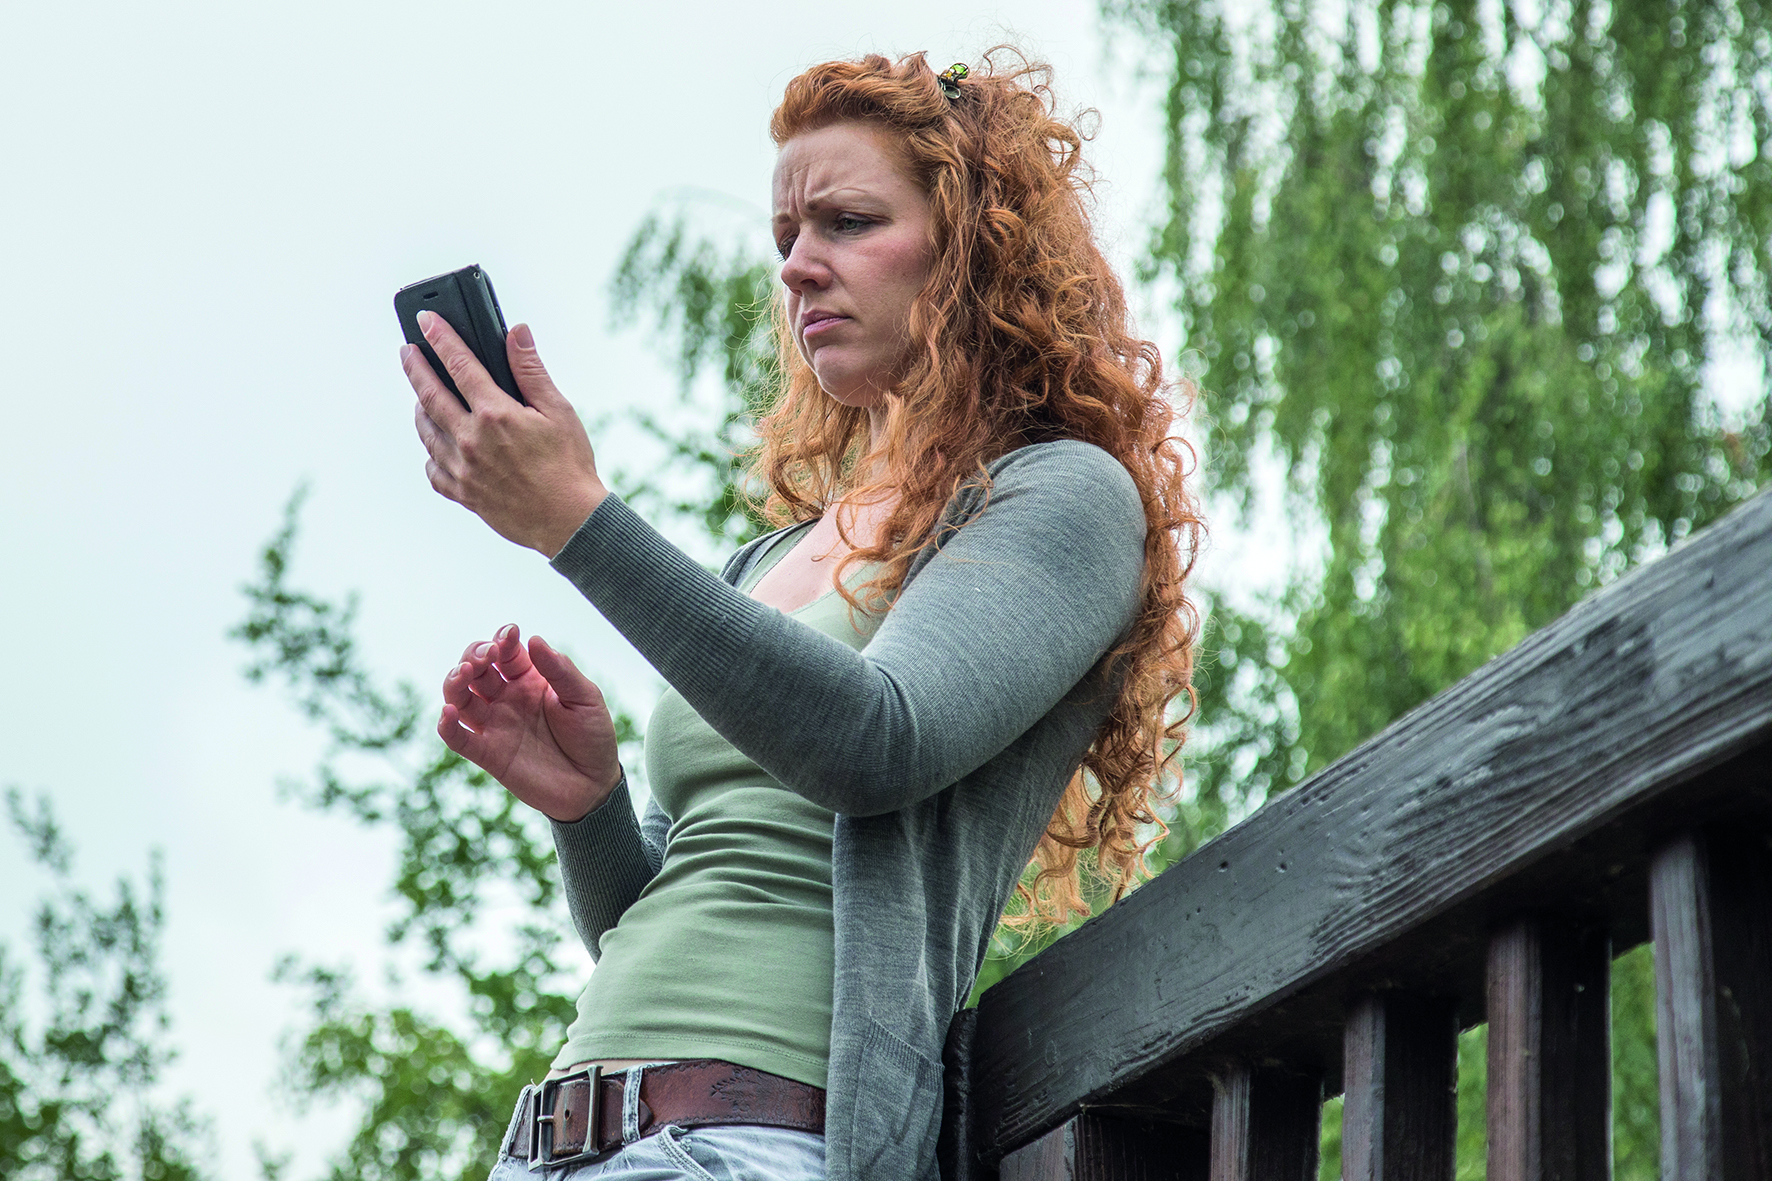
top-left (549, 773), bottom-right (668, 961)
top-left (549, 440), bottom-right (1147, 818)
top-left (547, 524), bottom-right (804, 959)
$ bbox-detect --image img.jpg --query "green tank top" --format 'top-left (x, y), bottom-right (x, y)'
top-left (551, 530), bottom-right (885, 1086)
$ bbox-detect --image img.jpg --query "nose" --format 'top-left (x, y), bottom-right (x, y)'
top-left (779, 235), bottom-right (830, 295)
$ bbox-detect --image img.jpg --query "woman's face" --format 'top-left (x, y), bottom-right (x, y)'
top-left (773, 120), bottom-right (935, 410)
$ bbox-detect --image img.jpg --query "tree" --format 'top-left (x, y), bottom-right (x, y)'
top-left (218, 198), bottom-right (787, 1180)
top-left (602, 2), bottom-right (1772, 1170)
top-left (1116, 0), bottom-right (1770, 828)
top-left (228, 1), bottom-right (1772, 1160)
top-left (228, 487), bottom-right (652, 1181)
top-left (1105, 0), bottom-right (1771, 1173)
top-left (0, 790), bottom-right (211, 1181)
top-left (603, 209), bottom-right (783, 550)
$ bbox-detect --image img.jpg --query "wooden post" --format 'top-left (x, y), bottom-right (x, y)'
top-left (1651, 827), bottom-right (1772, 1180)
top-left (941, 1008), bottom-right (981, 1181)
top-left (1209, 1062), bottom-right (1321, 1181)
top-left (1342, 993), bottom-right (1457, 1181)
top-left (997, 1115), bottom-right (1208, 1181)
top-left (1484, 916), bottom-right (1611, 1181)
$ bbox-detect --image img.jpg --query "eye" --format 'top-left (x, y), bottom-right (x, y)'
top-left (775, 235), bottom-right (796, 261)
top-left (833, 213), bottom-right (870, 233)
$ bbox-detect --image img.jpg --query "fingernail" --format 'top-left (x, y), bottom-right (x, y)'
top-left (498, 623), bottom-right (517, 641)
top-left (399, 343), bottom-right (417, 364)
top-left (511, 323), bottom-right (535, 350)
top-left (472, 642), bottom-right (493, 659)
top-left (417, 310), bottom-right (438, 334)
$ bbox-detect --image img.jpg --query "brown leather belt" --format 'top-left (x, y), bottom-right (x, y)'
top-left (512, 1060), bottom-right (826, 1169)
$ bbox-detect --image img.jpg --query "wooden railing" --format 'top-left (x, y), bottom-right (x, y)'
top-left (940, 488), bottom-right (1772, 1181)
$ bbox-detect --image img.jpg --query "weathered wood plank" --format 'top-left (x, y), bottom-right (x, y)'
top-left (998, 1115), bottom-right (1208, 1181)
top-left (969, 488), bottom-right (1772, 1162)
top-left (1209, 1064), bottom-right (1320, 1181)
top-left (1651, 827), bottom-right (1772, 1180)
top-left (1484, 918), bottom-right (1610, 1181)
top-left (1341, 993), bottom-right (1456, 1181)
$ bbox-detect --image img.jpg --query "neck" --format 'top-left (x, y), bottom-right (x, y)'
top-left (866, 402), bottom-right (889, 452)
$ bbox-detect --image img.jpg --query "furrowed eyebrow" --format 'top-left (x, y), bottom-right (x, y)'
top-left (775, 186), bottom-right (880, 221)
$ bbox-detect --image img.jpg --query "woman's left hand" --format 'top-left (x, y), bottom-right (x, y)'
top-left (404, 313), bottom-right (607, 557)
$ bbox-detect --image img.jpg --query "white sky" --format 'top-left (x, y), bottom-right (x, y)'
top-left (0, 2), bottom-right (1188, 1177)
top-left (7, 2), bottom-right (1767, 1178)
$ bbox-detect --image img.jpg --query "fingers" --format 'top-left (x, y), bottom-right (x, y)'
top-left (438, 702), bottom-right (487, 757)
top-left (528, 635), bottom-right (604, 710)
top-left (442, 644), bottom-right (503, 712)
top-left (413, 399), bottom-right (461, 466)
top-left (407, 345), bottom-right (468, 507)
top-left (442, 625), bottom-right (534, 713)
top-left (505, 324), bottom-right (569, 415)
top-left (439, 703), bottom-right (468, 750)
top-left (426, 457), bottom-right (465, 505)
top-left (417, 310), bottom-right (498, 412)
top-left (489, 623), bottom-right (535, 683)
top-left (401, 342), bottom-right (467, 434)
top-left (442, 660), bottom-right (491, 716)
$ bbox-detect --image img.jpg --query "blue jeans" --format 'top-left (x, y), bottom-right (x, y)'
top-left (487, 1066), bottom-right (826, 1181)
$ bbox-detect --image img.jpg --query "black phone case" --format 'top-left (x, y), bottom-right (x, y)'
top-left (394, 265), bottom-right (527, 409)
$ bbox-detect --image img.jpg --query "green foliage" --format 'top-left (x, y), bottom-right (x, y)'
top-left (1109, 0), bottom-right (1766, 1168)
top-left (1455, 1025), bottom-right (1488, 1178)
top-left (231, 491), bottom-right (640, 1181)
top-left (1116, 0), bottom-right (1772, 793)
top-left (606, 213), bottom-right (781, 548)
top-left (224, 211), bottom-right (770, 1181)
top-left (1154, 601), bottom-right (1298, 864)
top-left (1318, 1095), bottom-right (1342, 1179)
top-left (0, 790), bottom-right (211, 1181)
top-left (1610, 944), bottom-right (1660, 1179)
top-left (224, 7), bottom-right (1765, 1162)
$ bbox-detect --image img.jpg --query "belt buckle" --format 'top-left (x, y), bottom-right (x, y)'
top-left (527, 1065), bottom-right (603, 1171)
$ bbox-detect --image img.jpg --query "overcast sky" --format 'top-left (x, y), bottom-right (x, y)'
top-left (0, 2), bottom-right (1206, 1177)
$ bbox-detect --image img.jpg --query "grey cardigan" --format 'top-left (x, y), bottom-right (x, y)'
top-left (547, 439), bottom-right (1146, 1181)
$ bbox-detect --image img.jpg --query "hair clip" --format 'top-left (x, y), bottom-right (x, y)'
top-left (938, 62), bottom-right (970, 100)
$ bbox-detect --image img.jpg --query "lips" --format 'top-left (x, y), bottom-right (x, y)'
top-left (801, 309), bottom-right (848, 337)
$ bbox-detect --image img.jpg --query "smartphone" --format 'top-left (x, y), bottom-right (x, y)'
top-left (394, 265), bottom-right (527, 409)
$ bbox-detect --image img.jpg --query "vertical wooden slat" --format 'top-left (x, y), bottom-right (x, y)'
top-left (1651, 827), bottom-right (1772, 1181)
top-left (1342, 993), bottom-right (1458, 1181)
top-left (1709, 827), bottom-right (1772, 1177)
top-left (997, 1115), bottom-right (1208, 1181)
top-left (1211, 1067), bottom-right (1252, 1181)
top-left (940, 1008), bottom-right (980, 1181)
top-left (1210, 1062), bottom-right (1322, 1181)
top-left (1000, 1121), bottom-right (1071, 1181)
top-left (1654, 832), bottom-right (1724, 1178)
top-left (1485, 916), bottom-right (1611, 1181)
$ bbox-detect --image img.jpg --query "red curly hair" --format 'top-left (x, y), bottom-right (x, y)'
top-left (755, 48), bottom-right (1203, 924)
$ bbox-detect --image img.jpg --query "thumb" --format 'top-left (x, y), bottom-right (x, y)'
top-left (506, 323), bottom-right (571, 413)
top-left (528, 635), bottom-right (603, 710)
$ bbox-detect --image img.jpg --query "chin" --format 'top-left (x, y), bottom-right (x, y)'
top-left (812, 364), bottom-right (891, 409)
top-left (819, 384), bottom-right (889, 410)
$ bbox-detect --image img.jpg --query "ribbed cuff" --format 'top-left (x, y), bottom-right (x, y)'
top-left (550, 773), bottom-right (656, 961)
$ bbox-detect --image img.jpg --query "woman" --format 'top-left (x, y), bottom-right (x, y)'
top-left (403, 50), bottom-right (1201, 1181)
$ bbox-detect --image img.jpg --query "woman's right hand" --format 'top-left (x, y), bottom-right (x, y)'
top-left (439, 624), bottom-right (622, 822)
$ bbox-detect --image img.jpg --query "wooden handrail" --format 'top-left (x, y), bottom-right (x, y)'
top-left (946, 486), bottom-right (1772, 1179)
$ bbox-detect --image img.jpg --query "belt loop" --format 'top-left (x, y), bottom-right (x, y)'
top-left (504, 1083), bottom-right (535, 1158)
top-left (621, 1065), bottom-right (645, 1144)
